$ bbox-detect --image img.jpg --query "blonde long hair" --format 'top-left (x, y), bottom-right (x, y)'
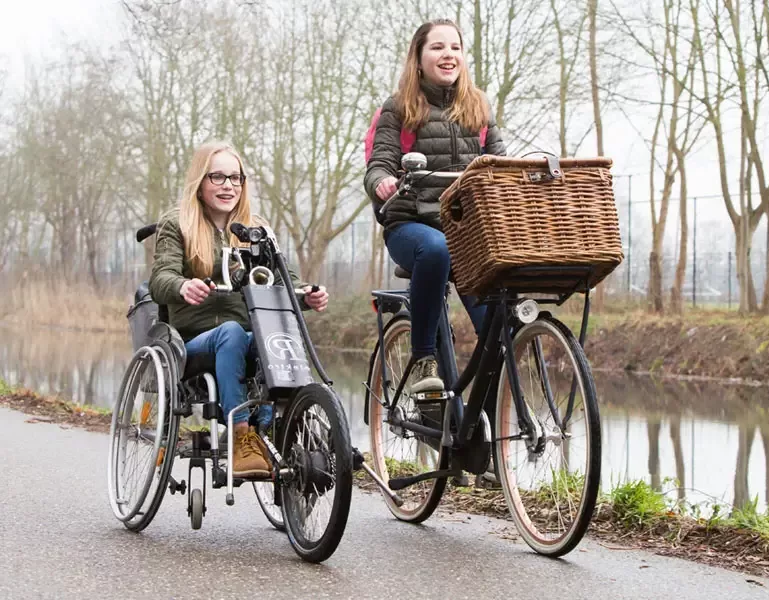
top-left (178, 141), bottom-right (253, 279)
top-left (396, 19), bottom-right (487, 132)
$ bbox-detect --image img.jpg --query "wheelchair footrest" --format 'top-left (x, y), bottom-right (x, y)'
top-left (236, 473), bottom-right (273, 482)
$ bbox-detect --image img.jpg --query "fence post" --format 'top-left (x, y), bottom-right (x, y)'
top-left (626, 175), bottom-right (632, 293)
top-left (351, 221), bottom-right (356, 281)
top-left (728, 251), bottom-right (732, 310)
top-left (692, 196), bottom-right (697, 308)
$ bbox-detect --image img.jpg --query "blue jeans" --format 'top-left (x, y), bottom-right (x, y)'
top-left (385, 222), bottom-right (486, 358)
top-left (184, 321), bottom-right (272, 427)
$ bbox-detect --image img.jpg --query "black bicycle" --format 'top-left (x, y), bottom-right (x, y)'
top-left (362, 153), bottom-right (601, 557)
top-left (108, 222), bottom-right (352, 563)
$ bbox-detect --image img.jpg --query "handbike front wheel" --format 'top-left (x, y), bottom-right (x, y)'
top-left (280, 383), bottom-right (352, 563)
top-left (495, 315), bottom-right (601, 557)
top-left (367, 316), bottom-right (447, 523)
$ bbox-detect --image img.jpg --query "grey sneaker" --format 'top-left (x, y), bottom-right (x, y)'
top-left (409, 355), bottom-right (444, 394)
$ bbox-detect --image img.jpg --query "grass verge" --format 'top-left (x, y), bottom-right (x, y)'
top-left (355, 457), bottom-right (769, 579)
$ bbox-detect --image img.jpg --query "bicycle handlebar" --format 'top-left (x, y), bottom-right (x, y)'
top-left (136, 223), bottom-right (157, 243)
top-left (379, 169), bottom-right (463, 216)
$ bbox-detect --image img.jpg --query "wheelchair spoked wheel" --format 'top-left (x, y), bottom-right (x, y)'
top-left (253, 481), bottom-right (285, 531)
top-left (107, 340), bottom-right (180, 531)
top-left (280, 383), bottom-right (352, 563)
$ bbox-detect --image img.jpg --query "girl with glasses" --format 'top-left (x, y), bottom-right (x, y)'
top-left (150, 140), bottom-right (329, 477)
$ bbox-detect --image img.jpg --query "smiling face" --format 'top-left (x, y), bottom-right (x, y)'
top-left (419, 24), bottom-right (463, 87)
top-left (198, 151), bottom-right (243, 223)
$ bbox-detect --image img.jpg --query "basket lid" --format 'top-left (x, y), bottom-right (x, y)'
top-left (465, 154), bottom-right (613, 173)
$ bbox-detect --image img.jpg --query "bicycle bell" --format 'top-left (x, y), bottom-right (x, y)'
top-left (401, 152), bottom-right (427, 171)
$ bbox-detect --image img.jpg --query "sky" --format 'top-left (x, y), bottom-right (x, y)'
top-left (0, 0), bottom-right (122, 87)
top-left (0, 0), bottom-right (764, 253)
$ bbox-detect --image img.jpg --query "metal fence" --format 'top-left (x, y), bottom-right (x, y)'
top-left (6, 181), bottom-right (767, 308)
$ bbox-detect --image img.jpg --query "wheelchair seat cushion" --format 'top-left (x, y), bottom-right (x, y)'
top-left (182, 353), bottom-right (259, 381)
top-left (183, 353), bottom-right (217, 380)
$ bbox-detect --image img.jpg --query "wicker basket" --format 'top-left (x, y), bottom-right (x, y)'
top-left (439, 155), bottom-right (624, 296)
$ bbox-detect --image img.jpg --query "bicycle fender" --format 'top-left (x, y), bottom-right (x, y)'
top-left (364, 310), bottom-right (410, 426)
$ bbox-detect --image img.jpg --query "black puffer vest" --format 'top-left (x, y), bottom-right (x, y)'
top-left (364, 80), bottom-right (506, 232)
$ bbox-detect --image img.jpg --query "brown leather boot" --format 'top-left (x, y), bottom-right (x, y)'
top-left (232, 427), bottom-right (271, 478)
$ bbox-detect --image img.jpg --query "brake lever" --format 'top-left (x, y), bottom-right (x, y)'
top-left (293, 284), bottom-right (321, 299)
top-left (203, 247), bottom-right (238, 293)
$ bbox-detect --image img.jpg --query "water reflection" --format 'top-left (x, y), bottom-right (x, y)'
top-left (1, 325), bottom-right (767, 512)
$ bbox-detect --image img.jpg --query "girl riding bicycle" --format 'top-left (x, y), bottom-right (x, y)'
top-left (149, 140), bottom-right (328, 478)
top-left (364, 18), bottom-right (507, 393)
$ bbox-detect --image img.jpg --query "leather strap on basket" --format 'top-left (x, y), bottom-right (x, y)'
top-left (520, 151), bottom-right (563, 182)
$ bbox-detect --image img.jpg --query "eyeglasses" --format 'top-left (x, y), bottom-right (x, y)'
top-left (206, 172), bottom-right (246, 186)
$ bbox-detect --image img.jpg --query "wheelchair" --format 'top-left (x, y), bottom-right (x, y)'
top-left (106, 222), bottom-right (353, 563)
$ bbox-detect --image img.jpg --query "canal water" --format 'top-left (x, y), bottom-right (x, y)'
top-left (2, 325), bottom-right (767, 513)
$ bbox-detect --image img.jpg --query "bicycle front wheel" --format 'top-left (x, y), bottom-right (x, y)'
top-left (495, 315), bottom-right (600, 556)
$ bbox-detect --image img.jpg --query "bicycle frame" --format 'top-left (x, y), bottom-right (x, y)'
top-left (370, 270), bottom-right (593, 457)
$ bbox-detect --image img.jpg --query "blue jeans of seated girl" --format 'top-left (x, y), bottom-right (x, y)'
top-left (385, 222), bottom-right (486, 358)
top-left (184, 321), bottom-right (273, 428)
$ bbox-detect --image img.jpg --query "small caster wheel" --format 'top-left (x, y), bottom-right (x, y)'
top-left (190, 488), bottom-right (204, 530)
top-left (226, 493), bottom-right (234, 506)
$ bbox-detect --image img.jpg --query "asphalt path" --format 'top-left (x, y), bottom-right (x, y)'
top-left (0, 407), bottom-right (766, 599)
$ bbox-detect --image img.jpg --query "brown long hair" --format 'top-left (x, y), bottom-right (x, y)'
top-left (395, 19), bottom-right (487, 132)
top-left (178, 141), bottom-right (253, 279)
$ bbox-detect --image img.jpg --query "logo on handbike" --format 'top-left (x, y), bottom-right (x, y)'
top-left (266, 333), bottom-right (307, 362)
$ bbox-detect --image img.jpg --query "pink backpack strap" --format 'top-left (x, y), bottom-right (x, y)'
top-left (479, 126), bottom-right (488, 150)
top-left (364, 107), bottom-right (383, 163)
top-left (400, 128), bottom-right (417, 154)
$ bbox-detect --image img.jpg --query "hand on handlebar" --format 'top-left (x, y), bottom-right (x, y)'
top-left (180, 278), bottom-right (216, 305)
top-left (302, 285), bottom-right (329, 312)
top-left (375, 176), bottom-right (399, 201)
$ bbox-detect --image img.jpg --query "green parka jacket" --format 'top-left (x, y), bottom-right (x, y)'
top-left (148, 212), bottom-right (305, 341)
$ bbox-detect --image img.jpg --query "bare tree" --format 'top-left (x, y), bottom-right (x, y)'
top-left (120, 0), bottom-right (219, 268)
top-left (244, 0), bottom-right (380, 281)
top-left (721, 0), bottom-right (769, 313)
top-left (613, 0), bottom-right (702, 313)
top-left (550, 0), bottom-right (588, 158)
top-left (690, 0), bottom-right (762, 314)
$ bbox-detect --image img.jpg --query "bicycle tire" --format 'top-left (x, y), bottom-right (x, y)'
top-left (367, 315), bottom-right (448, 523)
top-left (494, 314), bottom-right (600, 556)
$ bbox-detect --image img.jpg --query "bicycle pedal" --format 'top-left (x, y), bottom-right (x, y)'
top-left (413, 390), bottom-right (454, 403)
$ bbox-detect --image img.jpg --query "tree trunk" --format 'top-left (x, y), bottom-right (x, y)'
top-left (647, 419), bottom-right (661, 492)
top-left (669, 418), bottom-right (685, 501)
top-left (732, 424), bottom-right (755, 512)
top-left (648, 250), bottom-right (664, 313)
top-left (588, 0), bottom-right (606, 311)
top-left (669, 150), bottom-right (688, 313)
top-left (735, 221), bottom-right (758, 314)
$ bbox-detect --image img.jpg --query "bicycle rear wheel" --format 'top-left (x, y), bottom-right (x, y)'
top-left (280, 383), bottom-right (352, 563)
top-left (495, 315), bottom-right (600, 556)
top-left (367, 316), bottom-right (447, 523)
